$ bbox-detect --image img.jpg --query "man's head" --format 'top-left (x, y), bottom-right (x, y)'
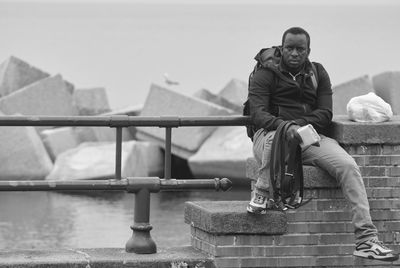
top-left (281, 27), bottom-right (311, 71)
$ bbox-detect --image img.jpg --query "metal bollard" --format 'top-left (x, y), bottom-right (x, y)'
top-left (125, 177), bottom-right (160, 253)
top-left (125, 187), bottom-right (157, 253)
top-left (124, 177), bottom-right (232, 253)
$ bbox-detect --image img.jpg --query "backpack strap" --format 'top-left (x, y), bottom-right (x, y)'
top-left (283, 141), bottom-right (304, 208)
top-left (269, 121), bottom-right (295, 202)
top-left (310, 62), bottom-right (319, 90)
top-left (269, 121), bottom-right (311, 210)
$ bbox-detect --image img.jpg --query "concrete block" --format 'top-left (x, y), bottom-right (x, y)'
top-left (73, 87), bottom-right (111, 115)
top-left (193, 88), bottom-right (242, 114)
top-left (103, 104), bottom-right (143, 116)
top-left (40, 127), bottom-right (80, 161)
top-left (0, 247), bottom-right (216, 268)
top-left (331, 115), bottom-right (400, 145)
top-left (46, 140), bottom-right (163, 180)
top-left (188, 126), bottom-right (253, 180)
top-left (332, 75), bottom-right (374, 115)
top-left (73, 126), bottom-right (133, 143)
top-left (0, 56), bottom-right (50, 97)
top-left (217, 78), bottom-right (248, 107)
top-left (246, 157), bottom-right (336, 188)
top-left (134, 141), bottom-right (164, 177)
top-left (0, 74), bottom-right (78, 118)
top-left (184, 201), bottom-right (287, 235)
top-left (372, 71), bottom-right (400, 115)
top-left (0, 125), bottom-right (53, 180)
top-left (136, 84), bottom-right (233, 159)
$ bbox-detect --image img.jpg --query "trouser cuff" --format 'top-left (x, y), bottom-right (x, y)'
top-left (254, 187), bottom-right (269, 198)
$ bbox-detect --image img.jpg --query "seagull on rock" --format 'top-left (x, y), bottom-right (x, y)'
top-left (164, 73), bottom-right (180, 86)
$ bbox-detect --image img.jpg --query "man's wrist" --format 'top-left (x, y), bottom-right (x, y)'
top-left (293, 118), bottom-right (307, 126)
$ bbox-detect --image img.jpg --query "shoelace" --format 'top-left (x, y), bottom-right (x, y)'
top-left (254, 194), bottom-right (265, 203)
top-left (369, 238), bottom-right (390, 250)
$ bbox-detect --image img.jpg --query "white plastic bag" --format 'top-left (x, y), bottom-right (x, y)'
top-left (346, 92), bottom-right (393, 123)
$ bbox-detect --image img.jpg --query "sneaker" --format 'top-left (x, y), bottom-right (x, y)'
top-left (353, 237), bottom-right (399, 262)
top-left (247, 193), bottom-right (268, 214)
top-left (268, 198), bottom-right (287, 211)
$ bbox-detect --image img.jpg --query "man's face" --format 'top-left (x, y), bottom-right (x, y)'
top-left (281, 33), bottom-right (309, 70)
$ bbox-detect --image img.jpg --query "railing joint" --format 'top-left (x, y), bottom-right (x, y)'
top-left (109, 115), bottom-right (130, 127)
top-left (158, 116), bottom-right (180, 128)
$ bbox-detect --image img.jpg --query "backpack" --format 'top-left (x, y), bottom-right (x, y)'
top-left (243, 46), bottom-right (319, 140)
top-left (269, 121), bottom-right (311, 210)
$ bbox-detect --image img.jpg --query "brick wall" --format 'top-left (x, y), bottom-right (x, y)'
top-left (185, 116), bottom-right (400, 268)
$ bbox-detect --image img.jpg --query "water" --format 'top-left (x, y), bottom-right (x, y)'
top-left (0, 1), bottom-right (399, 110)
top-left (0, 188), bottom-right (249, 249)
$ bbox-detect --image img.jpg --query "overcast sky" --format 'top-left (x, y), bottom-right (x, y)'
top-left (0, 0), bottom-right (399, 5)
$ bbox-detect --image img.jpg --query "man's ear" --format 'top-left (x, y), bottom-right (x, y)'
top-left (307, 47), bottom-right (311, 57)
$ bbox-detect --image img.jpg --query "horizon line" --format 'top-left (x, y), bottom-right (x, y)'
top-left (1, 0), bottom-right (400, 6)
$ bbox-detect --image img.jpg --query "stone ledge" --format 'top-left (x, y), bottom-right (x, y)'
top-left (0, 247), bottom-right (216, 268)
top-left (246, 158), bottom-right (337, 189)
top-left (331, 115), bottom-right (400, 145)
top-left (184, 201), bottom-right (287, 235)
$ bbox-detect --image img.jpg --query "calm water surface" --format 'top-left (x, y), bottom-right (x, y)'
top-left (0, 188), bottom-right (249, 249)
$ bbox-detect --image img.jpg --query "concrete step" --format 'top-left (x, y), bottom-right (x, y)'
top-left (295, 198), bottom-right (400, 211)
top-left (272, 232), bottom-right (398, 246)
top-left (303, 187), bottom-right (400, 199)
top-left (286, 209), bottom-right (400, 222)
top-left (287, 221), bottom-right (400, 234)
top-left (216, 254), bottom-right (400, 268)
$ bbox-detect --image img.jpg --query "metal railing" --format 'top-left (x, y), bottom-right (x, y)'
top-left (0, 115), bottom-right (251, 254)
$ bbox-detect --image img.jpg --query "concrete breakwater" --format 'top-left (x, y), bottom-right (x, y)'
top-left (0, 55), bottom-right (399, 182)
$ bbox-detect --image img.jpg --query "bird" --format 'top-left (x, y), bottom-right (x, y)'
top-left (164, 73), bottom-right (180, 86)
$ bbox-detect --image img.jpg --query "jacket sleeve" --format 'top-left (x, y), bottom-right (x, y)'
top-left (293, 63), bottom-right (333, 131)
top-left (248, 68), bottom-right (284, 131)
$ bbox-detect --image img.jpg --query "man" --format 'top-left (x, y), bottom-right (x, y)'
top-left (246, 27), bottom-right (398, 262)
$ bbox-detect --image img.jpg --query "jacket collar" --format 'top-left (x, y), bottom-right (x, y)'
top-left (278, 59), bottom-right (313, 76)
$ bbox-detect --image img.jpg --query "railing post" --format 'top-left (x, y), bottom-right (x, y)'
top-left (125, 178), bottom-right (159, 254)
top-left (115, 127), bottom-right (123, 180)
top-left (164, 127), bottom-right (172, 179)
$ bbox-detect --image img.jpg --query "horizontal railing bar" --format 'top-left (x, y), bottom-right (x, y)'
top-left (0, 177), bottom-right (232, 192)
top-left (160, 178), bottom-right (231, 191)
top-left (0, 179), bottom-right (129, 191)
top-left (0, 115), bottom-right (251, 127)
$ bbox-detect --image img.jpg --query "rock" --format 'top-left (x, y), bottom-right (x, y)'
top-left (217, 78), bottom-right (247, 106)
top-left (46, 141), bottom-right (163, 180)
top-left (0, 56), bottom-right (50, 97)
top-left (136, 84), bottom-right (233, 159)
top-left (133, 141), bottom-right (164, 177)
top-left (40, 127), bottom-right (80, 161)
top-left (193, 88), bottom-right (242, 114)
top-left (372, 71), bottom-right (400, 115)
top-left (0, 125), bottom-right (53, 180)
top-left (73, 126), bottom-right (133, 143)
top-left (104, 104), bottom-right (143, 116)
top-left (73, 87), bottom-right (111, 115)
top-left (188, 126), bottom-right (253, 180)
top-left (332, 75), bottom-right (374, 115)
top-left (0, 74), bottom-right (78, 118)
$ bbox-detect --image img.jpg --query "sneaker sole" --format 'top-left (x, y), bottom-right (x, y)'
top-left (246, 205), bottom-right (266, 215)
top-left (353, 250), bottom-right (399, 262)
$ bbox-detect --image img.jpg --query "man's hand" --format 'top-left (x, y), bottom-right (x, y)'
top-left (286, 124), bottom-right (301, 143)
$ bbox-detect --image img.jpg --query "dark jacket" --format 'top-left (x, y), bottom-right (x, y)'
top-left (248, 58), bottom-right (333, 135)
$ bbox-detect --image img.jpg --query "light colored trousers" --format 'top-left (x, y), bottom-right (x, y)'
top-left (252, 128), bottom-right (378, 244)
